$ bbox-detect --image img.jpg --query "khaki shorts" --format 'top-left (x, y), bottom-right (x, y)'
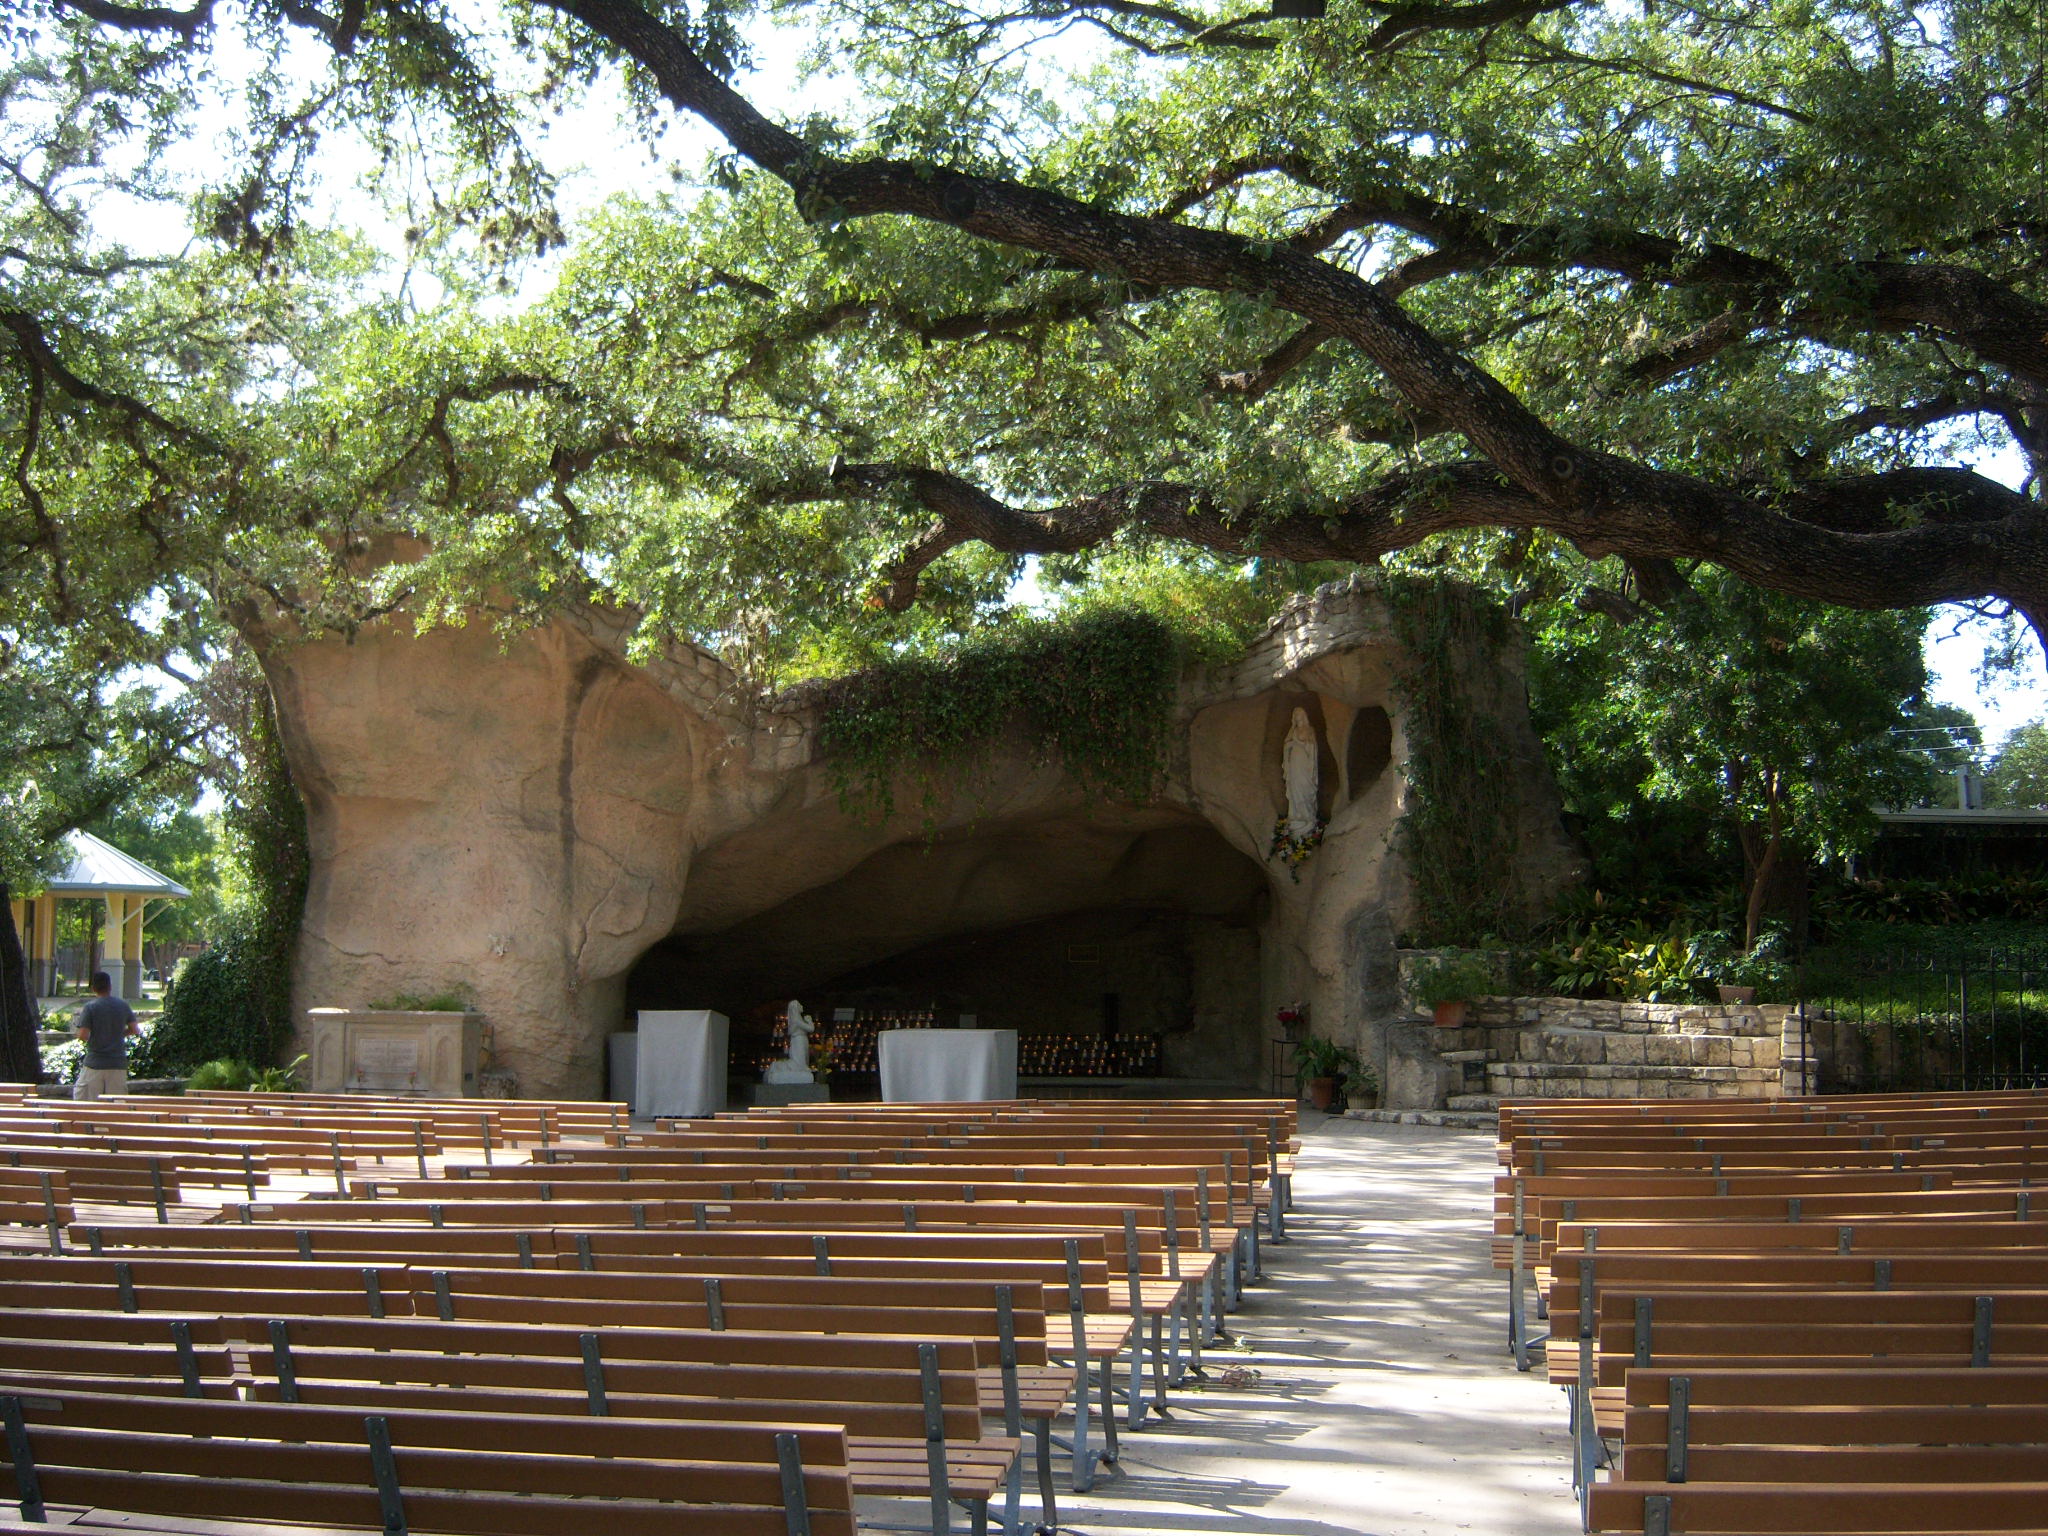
top-left (74, 1067), bottom-right (128, 1100)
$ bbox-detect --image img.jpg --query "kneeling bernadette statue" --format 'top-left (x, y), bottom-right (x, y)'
top-left (763, 999), bottom-right (816, 1085)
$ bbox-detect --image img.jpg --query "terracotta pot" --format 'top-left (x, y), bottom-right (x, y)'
top-left (1716, 985), bottom-right (1756, 1005)
top-left (1306, 1076), bottom-right (1337, 1112)
top-left (1432, 999), bottom-right (1469, 1028)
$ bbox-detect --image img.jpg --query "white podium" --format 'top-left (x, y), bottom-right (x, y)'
top-left (878, 1028), bottom-right (1019, 1103)
top-left (634, 1010), bottom-right (728, 1118)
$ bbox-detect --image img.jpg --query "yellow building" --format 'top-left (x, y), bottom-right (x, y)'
top-left (9, 831), bottom-right (190, 1001)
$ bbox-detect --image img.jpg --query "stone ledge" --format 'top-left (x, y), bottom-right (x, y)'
top-left (1348, 1108), bottom-right (1494, 1130)
top-left (1455, 996), bottom-right (1790, 1039)
top-left (1489, 1062), bottom-right (1775, 1082)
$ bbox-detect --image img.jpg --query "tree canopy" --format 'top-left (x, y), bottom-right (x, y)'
top-left (0, 0), bottom-right (2041, 682)
top-left (1988, 717), bottom-right (2048, 807)
top-left (1530, 577), bottom-right (1932, 943)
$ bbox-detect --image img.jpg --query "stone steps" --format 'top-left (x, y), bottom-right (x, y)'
top-left (1446, 1093), bottom-right (1502, 1112)
top-left (1486, 1059), bottom-right (1779, 1100)
top-left (1349, 1107), bottom-right (1496, 1130)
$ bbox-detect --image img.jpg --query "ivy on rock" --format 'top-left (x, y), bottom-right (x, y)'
top-left (816, 608), bottom-right (1181, 822)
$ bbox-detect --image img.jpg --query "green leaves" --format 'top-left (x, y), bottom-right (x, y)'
top-left (1527, 565), bottom-right (1932, 938)
top-left (815, 606), bottom-right (1180, 821)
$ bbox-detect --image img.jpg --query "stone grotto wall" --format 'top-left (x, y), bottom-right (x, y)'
top-left (259, 579), bottom-right (1584, 1098)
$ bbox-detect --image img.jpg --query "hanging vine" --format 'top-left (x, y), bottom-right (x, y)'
top-left (815, 608), bottom-right (1182, 822)
top-left (131, 657), bottom-right (309, 1073)
top-left (1382, 575), bottom-right (1526, 946)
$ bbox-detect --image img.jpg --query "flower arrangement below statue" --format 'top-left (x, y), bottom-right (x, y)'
top-left (807, 1035), bottom-right (838, 1083)
top-left (1268, 816), bottom-right (1325, 880)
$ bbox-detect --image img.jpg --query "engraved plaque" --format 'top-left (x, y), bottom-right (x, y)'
top-left (354, 1035), bottom-right (422, 1093)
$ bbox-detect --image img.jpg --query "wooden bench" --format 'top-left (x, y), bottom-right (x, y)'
top-left (1497, 1089), bottom-right (2048, 1531)
top-left (1587, 1477), bottom-right (2048, 1533)
top-left (1620, 1367), bottom-right (2048, 1484)
top-left (0, 1386), bottom-right (852, 1536)
top-left (403, 1266), bottom-right (1071, 1524)
top-left (0, 1165), bottom-right (71, 1251)
top-left (0, 1253), bottom-right (414, 1318)
top-left (232, 1314), bottom-right (1014, 1535)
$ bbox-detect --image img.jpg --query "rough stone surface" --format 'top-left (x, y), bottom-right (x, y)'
top-left (265, 581), bottom-right (1585, 1097)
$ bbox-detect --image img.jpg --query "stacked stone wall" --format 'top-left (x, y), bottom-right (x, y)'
top-left (1385, 996), bottom-right (1814, 1110)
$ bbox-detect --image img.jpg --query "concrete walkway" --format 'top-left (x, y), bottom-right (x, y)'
top-left (1056, 1115), bottom-right (1576, 1536)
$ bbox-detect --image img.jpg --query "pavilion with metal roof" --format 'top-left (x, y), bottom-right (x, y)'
top-left (8, 830), bottom-right (191, 1000)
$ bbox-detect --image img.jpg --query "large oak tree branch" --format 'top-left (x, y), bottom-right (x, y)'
top-left (846, 457), bottom-right (2046, 617)
top-left (534, 0), bottom-right (2048, 633)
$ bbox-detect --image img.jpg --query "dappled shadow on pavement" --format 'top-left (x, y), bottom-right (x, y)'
top-left (1053, 1116), bottom-right (1576, 1536)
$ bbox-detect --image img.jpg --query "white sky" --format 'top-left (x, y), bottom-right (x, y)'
top-left (1925, 612), bottom-right (2047, 748)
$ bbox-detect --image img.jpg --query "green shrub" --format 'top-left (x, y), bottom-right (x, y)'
top-left (1521, 918), bottom-right (1792, 1003)
top-left (131, 921), bottom-right (290, 1075)
top-left (183, 1058), bottom-right (255, 1091)
top-left (39, 1037), bottom-right (83, 1083)
top-left (1293, 1036), bottom-right (1362, 1080)
top-left (1815, 875), bottom-right (2048, 931)
top-left (131, 660), bottom-right (308, 1078)
top-left (249, 1054), bottom-right (308, 1092)
top-left (366, 989), bottom-right (474, 1013)
top-left (1412, 953), bottom-right (1497, 1006)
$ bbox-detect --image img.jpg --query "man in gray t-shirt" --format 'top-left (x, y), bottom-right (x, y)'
top-left (72, 971), bottom-right (138, 1100)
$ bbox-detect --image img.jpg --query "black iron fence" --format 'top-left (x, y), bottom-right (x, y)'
top-left (1797, 946), bottom-right (2048, 1094)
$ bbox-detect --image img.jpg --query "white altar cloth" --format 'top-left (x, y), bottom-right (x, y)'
top-left (634, 1009), bottom-right (728, 1118)
top-left (878, 1028), bottom-right (1019, 1103)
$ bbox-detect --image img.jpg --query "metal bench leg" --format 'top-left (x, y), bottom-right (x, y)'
top-left (1124, 1334), bottom-right (1148, 1429)
top-left (1097, 1354), bottom-right (1120, 1463)
top-left (1167, 1292), bottom-right (1195, 1385)
top-left (1002, 1445), bottom-right (1022, 1535)
top-left (1068, 1361), bottom-right (1097, 1493)
top-left (1149, 1314), bottom-right (1171, 1414)
top-left (1509, 1242), bottom-right (1531, 1372)
top-left (1034, 1418), bottom-right (1058, 1533)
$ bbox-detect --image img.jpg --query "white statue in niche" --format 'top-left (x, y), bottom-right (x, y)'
top-left (1283, 707), bottom-right (1321, 838)
top-left (763, 999), bottom-right (816, 1084)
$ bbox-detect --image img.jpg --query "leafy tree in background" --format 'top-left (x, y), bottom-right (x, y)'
top-left (1531, 578), bottom-right (1930, 947)
top-left (84, 804), bottom-right (227, 957)
top-left (1988, 721), bottom-right (2048, 809)
top-left (1891, 700), bottom-right (1987, 810)
top-left (0, 670), bottom-right (202, 1079)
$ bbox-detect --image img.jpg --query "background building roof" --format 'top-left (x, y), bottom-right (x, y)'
top-left (43, 830), bottom-right (192, 899)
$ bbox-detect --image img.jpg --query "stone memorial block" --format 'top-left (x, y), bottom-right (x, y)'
top-left (307, 1008), bottom-right (483, 1097)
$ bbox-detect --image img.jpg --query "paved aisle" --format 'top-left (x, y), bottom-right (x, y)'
top-left (1056, 1115), bottom-right (1576, 1536)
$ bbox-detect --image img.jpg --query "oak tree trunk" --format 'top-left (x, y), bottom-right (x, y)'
top-left (0, 885), bottom-right (43, 1084)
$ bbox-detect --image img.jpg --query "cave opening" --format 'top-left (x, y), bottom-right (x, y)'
top-left (624, 814), bottom-right (1272, 1094)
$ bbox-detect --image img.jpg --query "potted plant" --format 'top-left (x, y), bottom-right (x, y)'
top-left (1345, 1059), bottom-right (1381, 1111)
top-left (1413, 953), bottom-right (1496, 1027)
top-left (1293, 1035), bottom-right (1362, 1112)
top-left (1706, 926), bottom-right (1790, 1005)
